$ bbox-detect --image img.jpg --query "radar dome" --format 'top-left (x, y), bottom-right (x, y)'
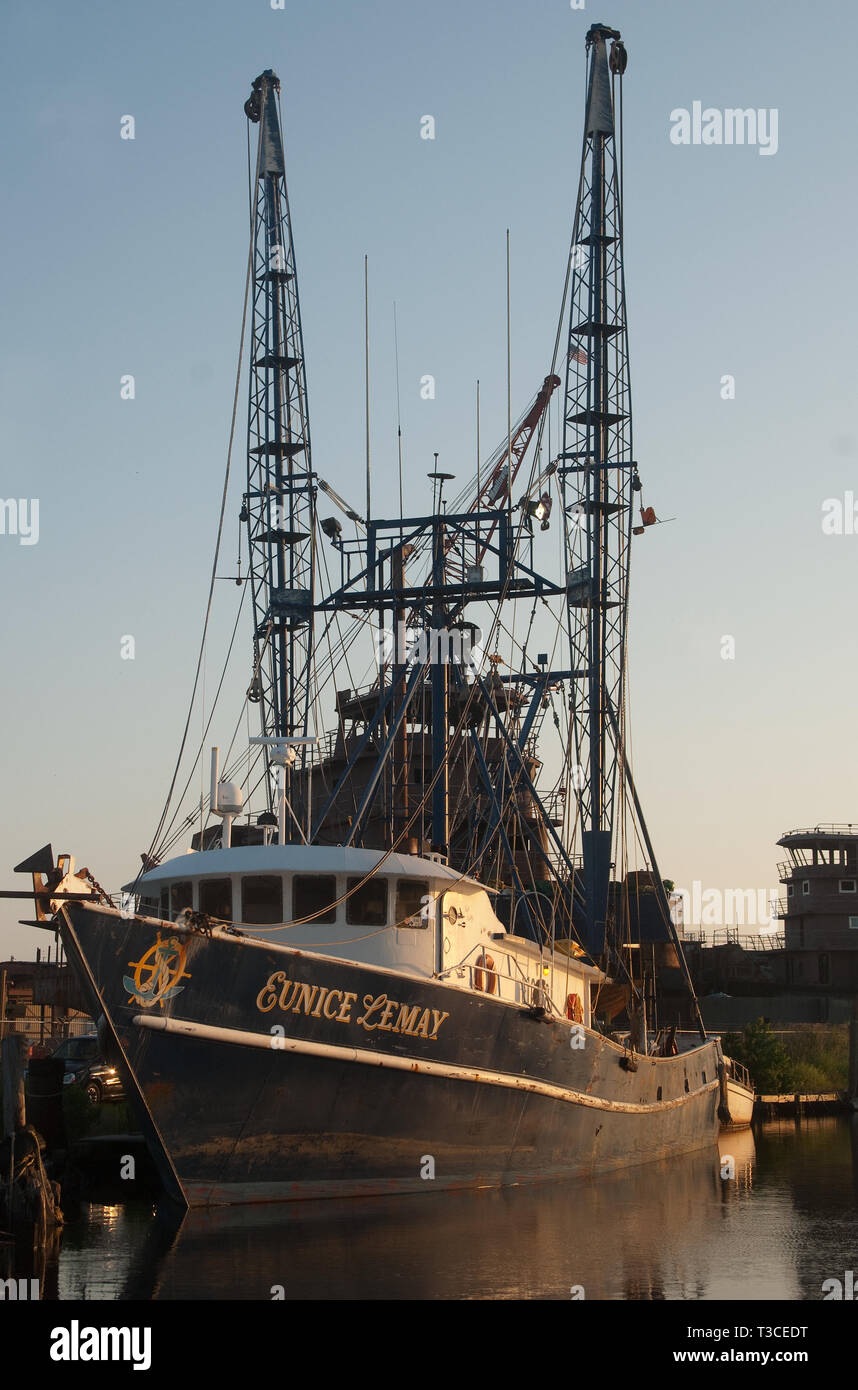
top-left (217, 781), bottom-right (244, 814)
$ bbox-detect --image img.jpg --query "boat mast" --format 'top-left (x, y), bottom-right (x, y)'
top-left (560, 24), bottom-right (631, 959)
top-left (243, 71), bottom-right (316, 830)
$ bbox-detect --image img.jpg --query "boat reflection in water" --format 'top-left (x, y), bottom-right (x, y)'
top-left (52, 1119), bottom-right (858, 1300)
top-left (116, 1136), bottom-right (755, 1301)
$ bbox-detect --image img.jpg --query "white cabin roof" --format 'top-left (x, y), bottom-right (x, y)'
top-left (125, 844), bottom-right (489, 893)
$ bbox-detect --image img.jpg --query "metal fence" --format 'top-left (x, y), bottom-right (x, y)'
top-left (0, 1016), bottom-right (95, 1045)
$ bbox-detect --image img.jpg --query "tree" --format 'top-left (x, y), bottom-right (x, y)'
top-left (723, 1018), bottom-right (795, 1093)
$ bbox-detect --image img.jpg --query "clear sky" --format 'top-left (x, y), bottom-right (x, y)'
top-left (1, 0), bottom-right (856, 956)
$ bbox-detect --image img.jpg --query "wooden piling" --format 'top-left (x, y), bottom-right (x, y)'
top-left (2, 1033), bottom-right (27, 1137)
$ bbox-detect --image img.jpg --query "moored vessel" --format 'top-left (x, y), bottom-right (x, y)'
top-left (16, 28), bottom-right (727, 1207)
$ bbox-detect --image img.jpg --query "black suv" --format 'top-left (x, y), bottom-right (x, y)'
top-left (51, 1035), bottom-right (125, 1106)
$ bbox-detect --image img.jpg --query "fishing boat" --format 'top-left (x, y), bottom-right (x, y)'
top-left (723, 1058), bottom-right (755, 1128)
top-left (16, 27), bottom-right (731, 1207)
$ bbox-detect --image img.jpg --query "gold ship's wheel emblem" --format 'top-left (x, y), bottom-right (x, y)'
top-left (123, 934), bottom-right (191, 1010)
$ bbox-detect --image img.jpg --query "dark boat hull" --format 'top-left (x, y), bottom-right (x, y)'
top-left (60, 903), bottom-right (722, 1207)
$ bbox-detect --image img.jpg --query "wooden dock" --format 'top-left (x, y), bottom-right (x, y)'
top-left (754, 1092), bottom-right (847, 1118)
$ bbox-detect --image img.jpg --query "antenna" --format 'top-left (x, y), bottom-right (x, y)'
top-left (394, 301), bottom-right (404, 537)
top-left (365, 254), bottom-right (371, 523)
top-left (506, 230), bottom-right (512, 522)
top-left (476, 378), bottom-right (481, 568)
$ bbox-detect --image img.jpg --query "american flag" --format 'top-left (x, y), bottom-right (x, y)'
top-left (568, 345), bottom-right (588, 365)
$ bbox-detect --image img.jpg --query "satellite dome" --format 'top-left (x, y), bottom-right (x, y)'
top-left (217, 781), bottom-right (244, 815)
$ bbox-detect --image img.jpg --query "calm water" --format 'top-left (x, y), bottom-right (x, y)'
top-left (13, 1117), bottom-right (858, 1300)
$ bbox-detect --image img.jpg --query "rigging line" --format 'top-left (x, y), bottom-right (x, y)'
top-left (246, 118), bottom-right (254, 230)
top-left (154, 745), bottom-right (254, 863)
top-left (143, 122), bottom-right (263, 879)
top-left (506, 749), bottom-right (553, 944)
top-left (503, 732), bottom-right (556, 937)
top-left (306, 604), bottom-right (359, 696)
top-left (267, 447), bottom-right (575, 917)
top-left (224, 692), bottom-right (257, 769)
top-left (317, 531), bottom-right (359, 696)
top-left (307, 648), bottom-right (332, 806)
top-left (154, 702), bottom-right (257, 860)
top-left (155, 656), bottom-right (259, 859)
top-left (158, 749), bottom-right (267, 859)
top-left (308, 662), bottom-right (480, 899)
top-left (303, 540), bottom-right (331, 786)
top-left (151, 580), bottom-right (250, 859)
top-left (299, 519), bottom-right (321, 760)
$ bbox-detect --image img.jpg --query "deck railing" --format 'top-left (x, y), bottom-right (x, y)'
top-left (780, 824), bottom-right (858, 839)
top-left (437, 942), bottom-right (564, 1014)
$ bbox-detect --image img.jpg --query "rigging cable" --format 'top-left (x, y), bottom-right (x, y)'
top-left (140, 117), bottom-right (264, 881)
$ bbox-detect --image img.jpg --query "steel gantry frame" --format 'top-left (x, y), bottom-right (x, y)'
top-left (560, 24), bottom-right (634, 957)
top-left (244, 71), bottom-right (316, 825)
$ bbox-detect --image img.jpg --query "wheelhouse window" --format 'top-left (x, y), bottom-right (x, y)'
top-left (199, 878), bottom-right (232, 922)
top-left (159, 886), bottom-right (169, 918)
top-left (346, 876), bottom-right (388, 926)
top-left (139, 894), bottom-right (158, 916)
top-left (840, 880), bottom-right (857, 894)
top-left (801, 880), bottom-right (810, 896)
top-left (241, 875), bottom-right (283, 925)
top-left (293, 875), bottom-right (337, 924)
top-left (395, 878), bottom-right (429, 927)
top-left (170, 881), bottom-right (193, 917)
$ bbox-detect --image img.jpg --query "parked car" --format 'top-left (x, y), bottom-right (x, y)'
top-left (50, 1034), bottom-right (125, 1106)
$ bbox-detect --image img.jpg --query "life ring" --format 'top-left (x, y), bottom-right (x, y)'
top-left (474, 951), bottom-right (497, 995)
top-left (565, 992), bottom-right (584, 1023)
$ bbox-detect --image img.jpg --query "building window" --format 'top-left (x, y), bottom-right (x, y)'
top-left (839, 880), bottom-right (857, 893)
top-left (199, 878), bottom-right (232, 922)
top-left (802, 880), bottom-right (810, 896)
top-left (850, 917), bottom-right (858, 931)
top-left (293, 875), bottom-right (337, 924)
top-left (241, 875), bottom-right (283, 925)
top-left (346, 876), bottom-right (388, 926)
top-left (787, 884), bottom-right (794, 898)
top-left (818, 953), bottom-right (830, 985)
top-left (395, 878), bottom-right (430, 927)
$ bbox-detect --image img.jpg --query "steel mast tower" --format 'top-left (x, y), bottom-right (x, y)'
top-left (243, 71), bottom-right (316, 828)
top-left (560, 24), bottom-right (633, 957)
